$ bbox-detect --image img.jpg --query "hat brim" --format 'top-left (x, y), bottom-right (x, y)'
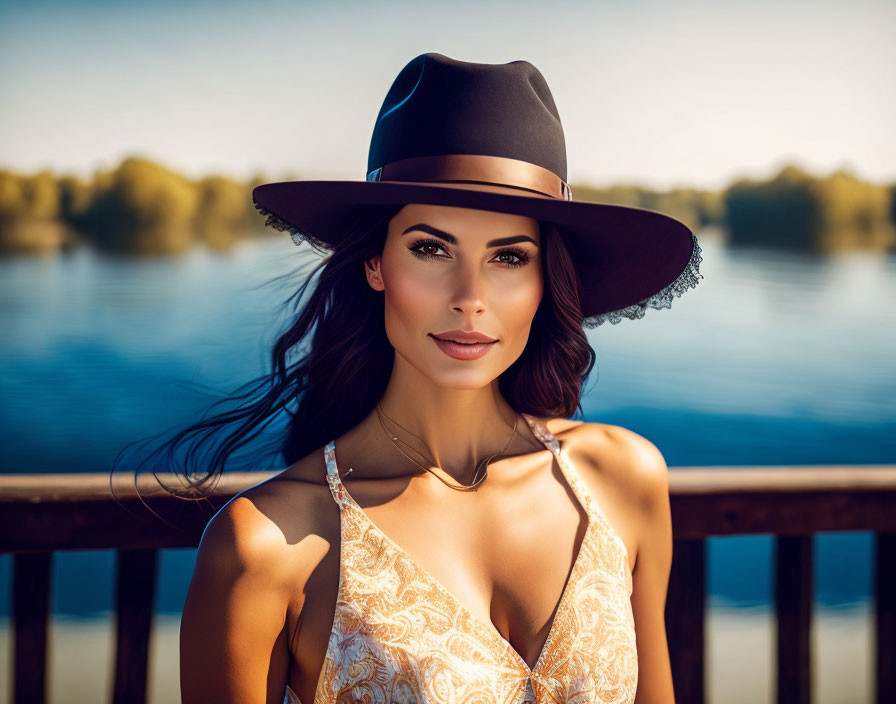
top-left (252, 179), bottom-right (701, 324)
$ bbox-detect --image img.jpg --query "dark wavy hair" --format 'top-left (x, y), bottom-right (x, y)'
top-left (110, 205), bottom-right (597, 501)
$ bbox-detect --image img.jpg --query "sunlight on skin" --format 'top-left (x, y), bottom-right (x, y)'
top-left (365, 194), bottom-right (544, 393)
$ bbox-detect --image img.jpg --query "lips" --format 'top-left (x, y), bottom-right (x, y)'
top-left (431, 336), bottom-right (483, 345)
top-left (430, 334), bottom-right (497, 361)
top-left (430, 330), bottom-right (498, 344)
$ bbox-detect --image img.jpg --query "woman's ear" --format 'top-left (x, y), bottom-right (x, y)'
top-left (365, 255), bottom-right (384, 291)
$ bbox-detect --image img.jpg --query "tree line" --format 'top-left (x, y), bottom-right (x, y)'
top-left (0, 157), bottom-right (275, 255)
top-left (1, 156), bottom-right (893, 255)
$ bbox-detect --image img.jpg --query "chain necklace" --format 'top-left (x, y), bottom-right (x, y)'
top-left (374, 401), bottom-right (519, 491)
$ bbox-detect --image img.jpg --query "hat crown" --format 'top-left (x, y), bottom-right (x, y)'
top-left (367, 52), bottom-right (568, 183)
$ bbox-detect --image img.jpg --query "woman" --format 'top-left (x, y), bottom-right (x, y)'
top-left (175, 53), bottom-right (703, 703)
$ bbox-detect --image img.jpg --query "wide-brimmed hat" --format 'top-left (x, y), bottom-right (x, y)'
top-left (252, 52), bottom-right (703, 327)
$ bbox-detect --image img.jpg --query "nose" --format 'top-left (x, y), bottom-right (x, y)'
top-left (449, 262), bottom-right (487, 315)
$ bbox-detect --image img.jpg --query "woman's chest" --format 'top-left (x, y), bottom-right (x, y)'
top-left (285, 441), bottom-right (638, 703)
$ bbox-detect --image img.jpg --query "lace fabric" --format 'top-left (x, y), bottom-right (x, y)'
top-left (254, 202), bottom-right (704, 328)
top-left (254, 203), bottom-right (333, 256)
top-left (583, 230), bottom-right (704, 328)
top-left (282, 413), bottom-right (637, 703)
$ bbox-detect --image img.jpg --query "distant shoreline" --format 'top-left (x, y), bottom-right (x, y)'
top-left (2, 157), bottom-right (895, 256)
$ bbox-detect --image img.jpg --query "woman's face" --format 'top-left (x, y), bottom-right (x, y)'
top-left (365, 201), bottom-right (543, 389)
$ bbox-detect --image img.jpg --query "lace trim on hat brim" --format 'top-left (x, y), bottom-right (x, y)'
top-left (255, 202), bottom-right (703, 327)
top-left (253, 203), bottom-right (333, 255)
top-left (583, 230), bottom-right (704, 328)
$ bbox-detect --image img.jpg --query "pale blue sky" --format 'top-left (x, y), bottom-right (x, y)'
top-left (1, 0), bottom-right (893, 191)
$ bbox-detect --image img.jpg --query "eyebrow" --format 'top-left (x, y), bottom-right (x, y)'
top-left (401, 223), bottom-right (539, 248)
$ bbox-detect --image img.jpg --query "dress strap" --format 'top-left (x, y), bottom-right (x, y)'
top-left (521, 413), bottom-right (597, 517)
top-left (323, 440), bottom-right (350, 509)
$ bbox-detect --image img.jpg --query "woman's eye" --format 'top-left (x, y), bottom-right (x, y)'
top-left (495, 250), bottom-right (529, 267)
top-left (408, 239), bottom-right (530, 269)
top-left (410, 240), bottom-right (447, 259)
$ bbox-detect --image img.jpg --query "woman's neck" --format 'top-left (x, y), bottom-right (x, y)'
top-left (344, 389), bottom-right (536, 486)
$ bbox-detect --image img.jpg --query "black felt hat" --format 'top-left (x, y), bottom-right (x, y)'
top-left (252, 52), bottom-right (703, 327)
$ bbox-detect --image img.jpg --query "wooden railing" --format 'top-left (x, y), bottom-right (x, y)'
top-left (2, 466), bottom-right (896, 704)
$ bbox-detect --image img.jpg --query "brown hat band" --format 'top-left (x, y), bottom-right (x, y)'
top-left (366, 154), bottom-right (573, 201)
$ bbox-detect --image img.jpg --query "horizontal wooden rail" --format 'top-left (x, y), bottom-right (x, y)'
top-left (1, 465), bottom-right (895, 704)
top-left (2, 466), bottom-right (895, 553)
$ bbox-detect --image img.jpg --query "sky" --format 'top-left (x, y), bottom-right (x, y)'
top-left (0, 0), bottom-right (893, 192)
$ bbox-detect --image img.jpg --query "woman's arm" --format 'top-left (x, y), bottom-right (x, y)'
top-left (573, 421), bottom-right (676, 702)
top-left (180, 493), bottom-right (297, 704)
top-left (620, 430), bottom-right (675, 704)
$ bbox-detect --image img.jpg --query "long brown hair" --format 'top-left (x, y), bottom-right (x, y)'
top-left (110, 206), bottom-right (596, 499)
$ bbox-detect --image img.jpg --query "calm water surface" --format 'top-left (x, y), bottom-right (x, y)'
top-left (1, 227), bottom-right (894, 616)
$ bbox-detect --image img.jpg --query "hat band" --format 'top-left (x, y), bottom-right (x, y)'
top-left (366, 154), bottom-right (573, 201)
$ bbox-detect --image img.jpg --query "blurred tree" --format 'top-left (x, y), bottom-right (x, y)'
top-left (0, 169), bottom-right (59, 219)
top-left (22, 170), bottom-right (59, 219)
top-left (1, 157), bottom-right (892, 255)
top-left (194, 174), bottom-right (253, 250)
top-left (570, 182), bottom-right (708, 233)
top-left (724, 163), bottom-right (895, 252)
top-left (0, 170), bottom-right (27, 220)
top-left (0, 170), bottom-right (72, 253)
top-left (725, 165), bottom-right (823, 249)
top-left (58, 173), bottom-right (92, 224)
top-left (811, 168), bottom-right (893, 251)
top-left (78, 156), bottom-right (199, 255)
top-left (887, 183), bottom-right (896, 226)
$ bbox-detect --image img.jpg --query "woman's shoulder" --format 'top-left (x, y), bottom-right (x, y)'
top-left (557, 419), bottom-right (670, 499)
top-left (197, 447), bottom-right (340, 585)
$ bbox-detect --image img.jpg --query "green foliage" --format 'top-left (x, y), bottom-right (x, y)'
top-left (0, 169), bottom-right (59, 220)
top-left (194, 174), bottom-right (255, 249)
top-left (58, 174), bottom-right (92, 222)
top-left (0, 157), bottom-right (275, 255)
top-left (889, 183), bottom-right (896, 224)
top-left (195, 175), bottom-right (249, 227)
top-left (76, 157), bottom-right (199, 254)
top-left (569, 182), bottom-right (724, 233)
top-left (723, 164), bottom-right (895, 252)
top-left (724, 167), bottom-right (821, 248)
top-left (1, 156), bottom-right (893, 255)
top-left (0, 170), bottom-right (71, 253)
top-left (0, 171), bottom-right (27, 219)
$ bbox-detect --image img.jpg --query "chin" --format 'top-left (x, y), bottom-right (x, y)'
top-left (414, 353), bottom-right (504, 390)
top-left (423, 364), bottom-right (500, 390)
top-left (418, 359), bottom-right (498, 389)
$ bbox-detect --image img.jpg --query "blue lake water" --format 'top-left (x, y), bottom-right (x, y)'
top-left (1, 227), bottom-right (894, 618)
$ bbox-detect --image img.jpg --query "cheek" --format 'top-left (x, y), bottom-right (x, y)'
top-left (502, 274), bottom-right (542, 311)
top-left (379, 257), bottom-right (437, 333)
top-left (385, 265), bottom-right (435, 303)
top-left (495, 272), bottom-right (543, 339)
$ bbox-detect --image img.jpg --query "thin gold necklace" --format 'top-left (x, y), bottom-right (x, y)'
top-left (374, 401), bottom-right (519, 491)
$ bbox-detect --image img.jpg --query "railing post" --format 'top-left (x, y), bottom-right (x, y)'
top-left (12, 551), bottom-right (53, 704)
top-left (112, 548), bottom-right (159, 704)
top-left (775, 534), bottom-right (812, 704)
top-left (666, 536), bottom-right (706, 704)
top-left (875, 531), bottom-right (895, 704)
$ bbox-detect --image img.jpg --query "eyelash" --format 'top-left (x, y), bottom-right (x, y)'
top-left (408, 238), bottom-right (531, 269)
